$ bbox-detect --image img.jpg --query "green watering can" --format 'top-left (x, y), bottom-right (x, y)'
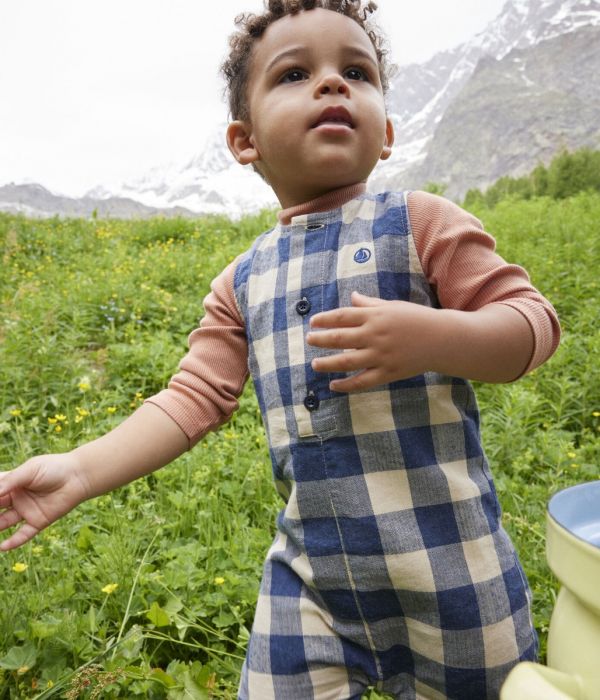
top-left (501, 481), bottom-right (600, 699)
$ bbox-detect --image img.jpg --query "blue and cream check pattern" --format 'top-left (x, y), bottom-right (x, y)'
top-left (233, 192), bottom-right (537, 699)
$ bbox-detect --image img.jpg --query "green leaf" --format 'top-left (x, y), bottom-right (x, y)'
top-left (30, 616), bottom-right (61, 640)
top-left (190, 662), bottom-right (213, 687)
top-left (88, 604), bottom-right (97, 633)
top-left (182, 669), bottom-right (210, 699)
top-left (150, 668), bottom-right (177, 688)
top-left (166, 669), bottom-right (209, 700)
top-left (164, 595), bottom-right (184, 616)
top-left (146, 601), bottom-right (170, 627)
top-left (0, 642), bottom-right (37, 671)
top-left (212, 609), bottom-right (236, 628)
top-left (120, 625), bottom-right (144, 659)
top-left (76, 525), bottom-right (94, 551)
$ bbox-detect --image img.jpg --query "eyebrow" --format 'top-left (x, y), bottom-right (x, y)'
top-left (265, 45), bottom-right (378, 74)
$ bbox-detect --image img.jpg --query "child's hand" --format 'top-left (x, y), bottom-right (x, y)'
top-left (307, 291), bottom-right (441, 392)
top-left (0, 453), bottom-right (89, 551)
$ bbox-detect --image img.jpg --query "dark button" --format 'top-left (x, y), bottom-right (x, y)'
top-left (306, 223), bottom-right (324, 231)
top-left (296, 297), bottom-right (311, 316)
top-left (304, 392), bottom-right (320, 412)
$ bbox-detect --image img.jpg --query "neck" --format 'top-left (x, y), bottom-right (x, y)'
top-left (278, 183), bottom-right (367, 224)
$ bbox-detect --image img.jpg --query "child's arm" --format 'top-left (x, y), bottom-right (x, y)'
top-left (0, 259), bottom-right (248, 551)
top-left (0, 404), bottom-right (188, 551)
top-left (307, 192), bottom-right (560, 392)
top-left (307, 292), bottom-right (535, 391)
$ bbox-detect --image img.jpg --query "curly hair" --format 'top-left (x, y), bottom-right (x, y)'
top-left (221, 0), bottom-right (390, 122)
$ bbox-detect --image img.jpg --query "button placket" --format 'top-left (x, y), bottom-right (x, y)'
top-left (289, 217), bottom-right (333, 433)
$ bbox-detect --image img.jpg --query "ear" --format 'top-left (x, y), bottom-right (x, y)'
top-left (226, 120), bottom-right (260, 165)
top-left (380, 117), bottom-right (394, 161)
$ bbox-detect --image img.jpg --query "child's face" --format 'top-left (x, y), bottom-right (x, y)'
top-left (226, 8), bottom-right (394, 208)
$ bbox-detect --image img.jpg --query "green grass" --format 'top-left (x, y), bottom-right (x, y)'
top-left (0, 193), bottom-right (598, 698)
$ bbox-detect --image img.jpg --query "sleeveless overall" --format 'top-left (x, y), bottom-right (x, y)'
top-left (233, 192), bottom-right (537, 699)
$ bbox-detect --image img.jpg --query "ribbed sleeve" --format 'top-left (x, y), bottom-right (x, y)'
top-left (145, 257), bottom-right (249, 447)
top-left (407, 191), bottom-right (561, 375)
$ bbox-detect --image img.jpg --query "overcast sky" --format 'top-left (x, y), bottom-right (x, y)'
top-left (0, 0), bottom-right (506, 196)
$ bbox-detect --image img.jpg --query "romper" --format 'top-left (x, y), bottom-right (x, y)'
top-left (232, 192), bottom-right (538, 699)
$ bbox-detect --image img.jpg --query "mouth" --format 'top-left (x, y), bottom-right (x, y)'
top-left (311, 106), bottom-right (355, 129)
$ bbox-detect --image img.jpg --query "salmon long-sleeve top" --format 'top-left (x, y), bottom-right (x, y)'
top-left (146, 186), bottom-right (561, 448)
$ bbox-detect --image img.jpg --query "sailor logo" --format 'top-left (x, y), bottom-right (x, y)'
top-left (353, 247), bottom-right (372, 264)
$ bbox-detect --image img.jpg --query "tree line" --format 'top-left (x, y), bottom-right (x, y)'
top-left (462, 148), bottom-right (600, 208)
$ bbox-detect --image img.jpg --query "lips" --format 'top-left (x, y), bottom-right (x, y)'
top-left (311, 106), bottom-right (354, 129)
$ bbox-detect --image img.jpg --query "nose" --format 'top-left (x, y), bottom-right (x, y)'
top-left (315, 72), bottom-right (349, 97)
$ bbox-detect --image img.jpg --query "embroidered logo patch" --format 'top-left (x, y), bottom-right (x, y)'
top-left (353, 248), bottom-right (372, 264)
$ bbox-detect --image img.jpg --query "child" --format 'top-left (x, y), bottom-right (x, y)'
top-left (0, 1), bottom-right (560, 698)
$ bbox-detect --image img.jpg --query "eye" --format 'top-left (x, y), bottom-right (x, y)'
top-left (344, 67), bottom-right (369, 81)
top-left (280, 69), bottom-right (308, 83)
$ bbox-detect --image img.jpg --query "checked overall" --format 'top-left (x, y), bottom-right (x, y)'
top-left (233, 192), bottom-right (537, 699)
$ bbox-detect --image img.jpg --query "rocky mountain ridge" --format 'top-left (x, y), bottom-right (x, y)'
top-left (397, 23), bottom-right (600, 198)
top-left (0, 182), bottom-right (195, 219)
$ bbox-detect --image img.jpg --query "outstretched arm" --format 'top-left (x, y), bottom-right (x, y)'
top-left (307, 291), bottom-right (534, 392)
top-left (0, 403), bottom-right (188, 551)
top-left (0, 258), bottom-right (248, 552)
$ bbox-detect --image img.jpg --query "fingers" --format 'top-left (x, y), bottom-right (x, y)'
top-left (307, 327), bottom-right (364, 351)
top-left (0, 508), bottom-right (22, 531)
top-left (0, 460), bottom-right (36, 498)
top-left (310, 293), bottom-right (387, 329)
top-left (311, 349), bottom-right (370, 374)
top-left (329, 368), bottom-right (381, 393)
top-left (0, 523), bottom-right (40, 551)
top-left (350, 291), bottom-right (385, 307)
top-left (310, 306), bottom-right (366, 330)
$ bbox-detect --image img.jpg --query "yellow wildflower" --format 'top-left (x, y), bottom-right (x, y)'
top-left (48, 417), bottom-right (57, 425)
top-left (102, 583), bottom-right (119, 594)
top-left (76, 408), bottom-right (90, 417)
top-left (54, 414), bottom-right (67, 421)
top-left (12, 562), bottom-right (28, 573)
top-left (107, 406), bottom-right (117, 414)
top-left (55, 425), bottom-right (62, 433)
top-left (9, 409), bottom-right (22, 417)
top-left (32, 546), bottom-right (43, 554)
top-left (593, 411), bottom-right (600, 418)
top-left (78, 377), bottom-right (91, 392)
top-left (214, 576), bottom-right (225, 585)
top-left (567, 452), bottom-right (577, 459)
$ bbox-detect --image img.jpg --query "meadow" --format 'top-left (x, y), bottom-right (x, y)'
top-left (0, 192), bottom-right (598, 698)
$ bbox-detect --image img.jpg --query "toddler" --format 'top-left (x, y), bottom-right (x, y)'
top-left (0, 1), bottom-right (560, 698)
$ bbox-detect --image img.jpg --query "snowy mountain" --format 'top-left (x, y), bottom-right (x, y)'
top-left (86, 132), bottom-right (278, 217)
top-left (369, 0), bottom-right (600, 193)
top-left (404, 23), bottom-right (600, 198)
top-left (0, 182), bottom-right (196, 219)
top-left (2, 0), bottom-right (599, 218)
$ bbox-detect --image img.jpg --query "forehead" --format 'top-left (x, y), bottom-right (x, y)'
top-left (251, 8), bottom-right (378, 71)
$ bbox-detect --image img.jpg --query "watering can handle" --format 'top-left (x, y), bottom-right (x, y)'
top-left (501, 662), bottom-right (584, 700)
